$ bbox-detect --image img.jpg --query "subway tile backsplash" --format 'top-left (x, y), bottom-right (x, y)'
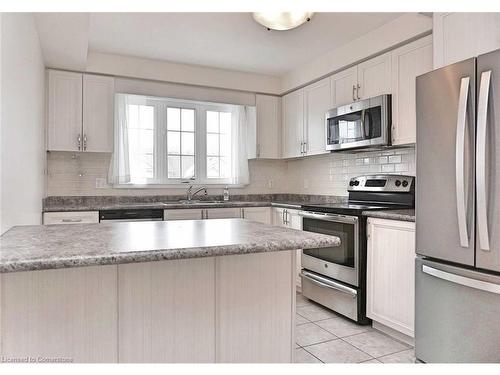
top-left (46, 146), bottom-right (415, 197)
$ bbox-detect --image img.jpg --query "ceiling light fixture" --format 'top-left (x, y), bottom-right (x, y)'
top-left (252, 12), bottom-right (314, 31)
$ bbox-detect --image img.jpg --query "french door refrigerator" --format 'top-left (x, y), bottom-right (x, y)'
top-left (416, 49), bottom-right (500, 363)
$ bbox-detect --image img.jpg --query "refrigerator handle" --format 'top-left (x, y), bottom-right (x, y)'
top-left (456, 76), bottom-right (470, 248)
top-left (422, 265), bottom-right (500, 294)
top-left (476, 70), bottom-right (492, 251)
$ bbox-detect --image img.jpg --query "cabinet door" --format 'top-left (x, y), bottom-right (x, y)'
top-left (255, 94), bottom-right (281, 159)
top-left (83, 74), bottom-right (114, 152)
top-left (281, 90), bottom-right (304, 159)
top-left (118, 259), bottom-right (215, 362)
top-left (433, 13), bottom-right (500, 68)
top-left (357, 52), bottom-right (392, 100)
top-left (205, 207), bottom-right (241, 219)
top-left (1, 265), bottom-right (118, 362)
top-left (366, 218), bottom-right (416, 337)
top-left (47, 70), bottom-right (83, 152)
top-left (242, 207), bottom-right (272, 224)
top-left (272, 207), bottom-right (286, 227)
top-left (286, 209), bottom-right (303, 289)
top-left (391, 36), bottom-right (433, 145)
top-left (164, 209), bottom-right (203, 220)
top-left (286, 209), bottom-right (303, 231)
top-left (304, 78), bottom-right (331, 156)
top-left (330, 66), bottom-right (358, 107)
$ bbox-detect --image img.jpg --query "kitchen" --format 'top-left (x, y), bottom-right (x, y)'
top-left (0, 4), bottom-right (500, 368)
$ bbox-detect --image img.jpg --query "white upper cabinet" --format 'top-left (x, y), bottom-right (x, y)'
top-left (47, 69), bottom-right (114, 153)
top-left (254, 94), bottom-right (281, 159)
top-left (304, 77), bottom-right (331, 156)
top-left (433, 13), bottom-right (500, 68)
top-left (357, 52), bottom-right (392, 100)
top-left (47, 70), bottom-right (83, 152)
top-left (330, 66), bottom-right (358, 107)
top-left (391, 35), bottom-right (433, 145)
top-left (83, 74), bottom-right (115, 152)
top-left (281, 89), bottom-right (304, 159)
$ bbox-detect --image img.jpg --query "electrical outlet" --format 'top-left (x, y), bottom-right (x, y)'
top-left (267, 179), bottom-right (274, 189)
top-left (95, 178), bottom-right (108, 189)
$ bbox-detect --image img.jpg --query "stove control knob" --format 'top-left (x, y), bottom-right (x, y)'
top-left (349, 180), bottom-right (355, 186)
top-left (354, 180), bottom-right (360, 186)
top-left (402, 180), bottom-right (409, 187)
top-left (395, 180), bottom-right (402, 187)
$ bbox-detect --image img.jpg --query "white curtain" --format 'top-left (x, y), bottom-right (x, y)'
top-left (108, 94), bottom-right (131, 184)
top-left (230, 105), bottom-right (253, 185)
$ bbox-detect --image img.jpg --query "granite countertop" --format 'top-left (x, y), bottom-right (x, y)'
top-left (0, 218), bottom-right (340, 273)
top-left (362, 209), bottom-right (415, 222)
top-left (42, 194), bottom-right (347, 212)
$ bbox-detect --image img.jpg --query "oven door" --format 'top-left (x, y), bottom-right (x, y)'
top-left (299, 211), bottom-right (359, 286)
top-left (325, 95), bottom-right (390, 151)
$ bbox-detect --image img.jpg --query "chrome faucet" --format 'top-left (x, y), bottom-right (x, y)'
top-left (186, 185), bottom-right (208, 201)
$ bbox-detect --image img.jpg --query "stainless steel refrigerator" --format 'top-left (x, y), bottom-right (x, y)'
top-left (416, 49), bottom-right (500, 363)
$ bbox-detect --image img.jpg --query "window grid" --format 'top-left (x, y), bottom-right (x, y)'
top-left (166, 107), bottom-right (196, 179)
top-left (206, 110), bottom-right (231, 179)
top-left (127, 104), bottom-right (155, 183)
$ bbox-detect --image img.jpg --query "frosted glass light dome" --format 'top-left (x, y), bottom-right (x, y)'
top-left (252, 12), bottom-right (314, 31)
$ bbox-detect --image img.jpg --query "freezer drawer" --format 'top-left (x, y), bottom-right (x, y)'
top-left (415, 258), bottom-right (500, 363)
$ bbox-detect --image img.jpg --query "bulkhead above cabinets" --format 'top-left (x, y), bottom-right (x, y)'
top-left (47, 70), bottom-right (115, 153)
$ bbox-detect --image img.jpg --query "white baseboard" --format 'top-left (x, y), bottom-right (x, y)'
top-left (372, 321), bottom-right (414, 346)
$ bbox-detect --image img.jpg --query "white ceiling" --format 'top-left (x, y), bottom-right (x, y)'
top-left (87, 12), bottom-right (403, 76)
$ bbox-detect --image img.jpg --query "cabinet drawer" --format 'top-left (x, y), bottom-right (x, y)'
top-left (43, 211), bottom-right (99, 225)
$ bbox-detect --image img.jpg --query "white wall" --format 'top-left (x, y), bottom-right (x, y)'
top-left (86, 52), bottom-right (282, 95)
top-left (0, 13), bottom-right (45, 233)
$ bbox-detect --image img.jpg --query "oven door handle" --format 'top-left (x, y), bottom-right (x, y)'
top-left (300, 271), bottom-right (357, 298)
top-left (299, 211), bottom-right (358, 224)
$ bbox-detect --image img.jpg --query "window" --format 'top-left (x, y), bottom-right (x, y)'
top-left (166, 107), bottom-right (195, 179)
top-left (206, 110), bottom-right (232, 179)
top-left (110, 94), bottom-right (251, 186)
top-left (127, 104), bottom-right (155, 182)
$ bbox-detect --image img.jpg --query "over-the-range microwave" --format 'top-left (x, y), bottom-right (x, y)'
top-left (325, 94), bottom-right (391, 152)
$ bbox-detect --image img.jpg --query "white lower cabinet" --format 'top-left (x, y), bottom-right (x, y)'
top-left (43, 211), bottom-right (99, 225)
top-left (241, 207), bottom-right (272, 224)
top-left (272, 207), bottom-right (303, 289)
top-left (164, 209), bottom-right (203, 220)
top-left (204, 207), bottom-right (241, 219)
top-left (366, 218), bottom-right (416, 337)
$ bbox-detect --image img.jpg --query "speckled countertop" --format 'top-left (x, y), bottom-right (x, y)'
top-left (362, 209), bottom-right (415, 222)
top-left (42, 194), bottom-right (347, 212)
top-left (0, 218), bottom-right (340, 273)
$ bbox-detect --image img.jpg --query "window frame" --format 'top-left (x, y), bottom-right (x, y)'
top-left (118, 94), bottom-right (240, 187)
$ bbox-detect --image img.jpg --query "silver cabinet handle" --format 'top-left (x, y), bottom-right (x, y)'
top-left (282, 209), bottom-right (286, 225)
top-left (77, 134), bottom-right (81, 151)
top-left (303, 141), bottom-right (307, 155)
top-left (61, 218), bottom-right (82, 223)
top-left (357, 84), bottom-right (361, 100)
top-left (352, 85), bottom-right (356, 101)
top-left (241, 208), bottom-right (245, 219)
top-left (284, 209), bottom-right (289, 225)
top-left (300, 271), bottom-right (357, 298)
top-left (476, 70), bottom-right (491, 251)
top-left (83, 134), bottom-right (88, 151)
top-left (455, 76), bottom-right (470, 248)
top-left (422, 265), bottom-right (500, 295)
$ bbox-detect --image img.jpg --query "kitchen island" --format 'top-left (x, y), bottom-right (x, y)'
top-left (0, 219), bottom-right (339, 363)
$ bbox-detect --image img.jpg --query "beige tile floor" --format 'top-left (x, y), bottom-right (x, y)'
top-left (294, 292), bottom-right (416, 363)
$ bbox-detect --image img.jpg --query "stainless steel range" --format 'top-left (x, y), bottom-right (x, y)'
top-left (299, 174), bottom-right (415, 324)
